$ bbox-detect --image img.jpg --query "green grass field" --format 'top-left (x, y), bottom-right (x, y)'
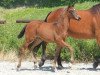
top-left (0, 2), bottom-right (100, 61)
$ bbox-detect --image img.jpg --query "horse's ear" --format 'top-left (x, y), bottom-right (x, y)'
top-left (67, 4), bottom-right (74, 11)
top-left (67, 6), bottom-right (71, 11)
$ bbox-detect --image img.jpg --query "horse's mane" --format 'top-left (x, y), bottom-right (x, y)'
top-left (90, 3), bottom-right (100, 14)
top-left (44, 11), bottom-right (52, 22)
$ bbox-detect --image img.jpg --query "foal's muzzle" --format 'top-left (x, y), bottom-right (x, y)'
top-left (76, 16), bottom-right (81, 21)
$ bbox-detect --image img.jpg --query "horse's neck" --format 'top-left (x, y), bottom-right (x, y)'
top-left (58, 14), bottom-right (70, 30)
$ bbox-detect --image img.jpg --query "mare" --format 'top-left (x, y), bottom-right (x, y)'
top-left (28, 3), bottom-right (100, 68)
top-left (17, 6), bottom-right (80, 71)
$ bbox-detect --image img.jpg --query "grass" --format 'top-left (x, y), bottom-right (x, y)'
top-left (0, 2), bottom-right (99, 61)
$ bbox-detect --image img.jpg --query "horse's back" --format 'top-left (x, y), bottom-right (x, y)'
top-left (25, 20), bottom-right (43, 39)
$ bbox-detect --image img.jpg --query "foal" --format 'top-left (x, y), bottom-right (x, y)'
top-left (17, 6), bottom-right (80, 71)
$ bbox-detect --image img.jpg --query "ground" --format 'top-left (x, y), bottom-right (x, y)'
top-left (0, 60), bottom-right (100, 75)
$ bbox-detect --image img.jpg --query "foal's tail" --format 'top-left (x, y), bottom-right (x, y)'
top-left (17, 25), bottom-right (26, 39)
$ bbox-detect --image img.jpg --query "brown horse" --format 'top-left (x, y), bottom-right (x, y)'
top-left (28, 3), bottom-right (100, 68)
top-left (17, 6), bottom-right (80, 71)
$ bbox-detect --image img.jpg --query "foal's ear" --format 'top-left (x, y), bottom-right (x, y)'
top-left (67, 6), bottom-right (71, 11)
top-left (67, 4), bottom-right (74, 11)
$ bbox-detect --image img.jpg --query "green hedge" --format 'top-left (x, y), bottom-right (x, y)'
top-left (0, 0), bottom-right (99, 8)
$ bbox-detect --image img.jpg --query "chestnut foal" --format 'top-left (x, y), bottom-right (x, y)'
top-left (17, 6), bottom-right (80, 71)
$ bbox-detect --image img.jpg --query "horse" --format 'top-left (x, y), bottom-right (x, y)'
top-left (17, 6), bottom-right (80, 71)
top-left (27, 3), bottom-right (100, 68)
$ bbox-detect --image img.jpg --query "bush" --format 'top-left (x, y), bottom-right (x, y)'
top-left (0, 0), bottom-right (99, 8)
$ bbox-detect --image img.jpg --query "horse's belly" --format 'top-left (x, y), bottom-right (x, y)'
top-left (69, 32), bottom-right (95, 39)
top-left (37, 30), bottom-right (55, 42)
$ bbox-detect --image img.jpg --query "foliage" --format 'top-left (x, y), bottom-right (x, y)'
top-left (0, 0), bottom-right (99, 8)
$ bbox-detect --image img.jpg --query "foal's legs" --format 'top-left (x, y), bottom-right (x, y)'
top-left (62, 41), bottom-right (74, 64)
top-left (33, 41), bottom-right (63, 68)
top-left (58, 40), bottom-right (74, 63)
top-left (30, 39), bottom-right (43, 68)
top-left (52, 39), bottom-right (74, 71)
top-left (17, 42), bottom-right (29, 70)
top-left (17, 38), bottom-right (42, 70)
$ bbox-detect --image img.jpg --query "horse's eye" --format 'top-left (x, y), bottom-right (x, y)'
top-left (73, 9), bottom-right (75, 11)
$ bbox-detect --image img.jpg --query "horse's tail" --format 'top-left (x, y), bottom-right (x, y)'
top-left (44, 11), bottom-right (52, 22)
top-left (17, 25), bottom-right (26, 39)
top-left (16, 19), bottom-right (33, 23)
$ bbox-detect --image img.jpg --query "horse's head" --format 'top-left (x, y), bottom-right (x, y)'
top-left (64, 6), bottom-right (81, 21)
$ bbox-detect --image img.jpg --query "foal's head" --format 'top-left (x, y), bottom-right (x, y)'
top-left (63, 6), bottom-right (81, 21)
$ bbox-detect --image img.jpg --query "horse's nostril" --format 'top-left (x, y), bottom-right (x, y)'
top-left (79, 17), bottom-right (81, 20)
top-left (78, 17), bottom-right (81, 21)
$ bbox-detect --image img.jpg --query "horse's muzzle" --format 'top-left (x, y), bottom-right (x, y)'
top-left (77, 16), bottom-right (81, 21)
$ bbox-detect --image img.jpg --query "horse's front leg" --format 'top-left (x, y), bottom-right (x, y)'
top-left (56, 38), bottom-right (74, 68)
top-left (17, 43), bottom-right (29, 71)
top-left (60, 40), bottom-right (74, 67)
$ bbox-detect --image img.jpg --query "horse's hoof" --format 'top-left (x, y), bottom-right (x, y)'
top-left (39, 66), bottom-right (43, 70)
top-left (51, 67), bottom-right (57, 72)
top-left (67, 70), bottom-right (70, 73)
top-left (16, 65), bottom-right (21, 71)
top-left (39, 61), bottom-right (44, 67)
top-left (34, 65), bottom-right (38, 69)
top-left (58, 65), bottom-right (64, 69)
top-left (68, 63), bottom-right (73, 68)
top-left (16, 67), bottom-right (20, 71)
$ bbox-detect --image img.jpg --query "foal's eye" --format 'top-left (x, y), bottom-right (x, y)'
top-left (73, 9), bottom-right (75, 11)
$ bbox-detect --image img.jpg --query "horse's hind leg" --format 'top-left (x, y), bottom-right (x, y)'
top-left (30, 38), bottom-right (43, 69)
top-left (17, 43), bottom-right (29, 70)
top-left (39, 41), bottom-right (47, 68)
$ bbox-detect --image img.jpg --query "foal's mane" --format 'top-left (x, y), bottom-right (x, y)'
top-left (90, 3), bottom-right (100, 14)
